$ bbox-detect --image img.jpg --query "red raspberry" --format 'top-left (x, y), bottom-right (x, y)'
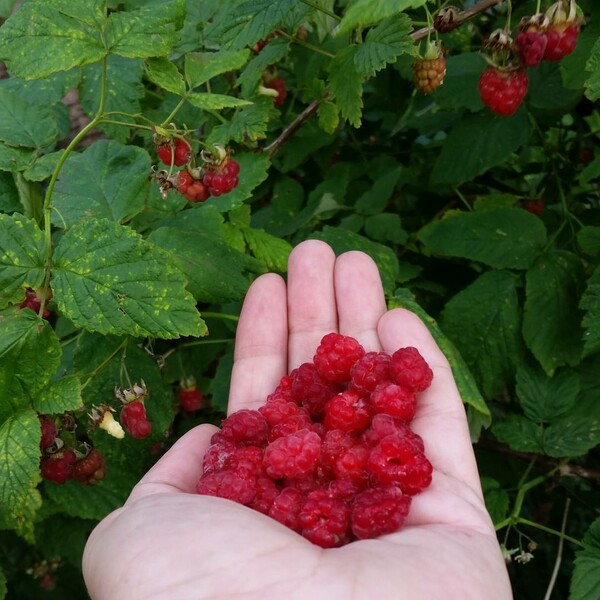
top-left (120, 400), bottom-right (152, 439)
top-left (217, 409), bottom-right (269, 447)
top-left (313, 333), bottom-right (365, 383)
top-left (412, 55), bottom-right (446, 94)
top-left (19, 287), bottom-right (51, 318)
top-left (259, 400), bottom-right (309, 428)
top-left (265, 375), bottom-right (295, 404)
top-left (370, 382), bottom-right (417, 422)
top-left (177, 169), bottom-right (193, 193)
top-left (249, 476), bottom-right (280, 514)
top-left (39, 416), bottom-right (57, 449)
top-left (223, 446), bottom-right (264, 479)
top-left (479, 67), bottom-right (528, 116)
top-left (522, 199), bottom-right (545, 216)
top-left (290, 362), bottom-right (340, 416)
top-left (178, 386), bottom-right (203, 412)
top-left (324, 389), bottom-right (371, 433)
top-left (72, 448), bottom-right (106, 485)
top-left (269, 412), bottom-right (314, 441)
top-left (516, 15), bottom-right (549, 67)
top-left (367, 434), bottom-right (433, 495)
top-left (544, 22), bottom-right (580, 61)
top-left (361, 414), bottom-right (425, 452)
top-left (41, 449), bottom-right (77, 484)
top-left (202, 440), bottom-right (237, 476)
top-left (202, 159), bottom-right (240, 196)
top-left (321, 429), bottom-right (357, 472)
top-left (390, 347), bottom-right (433, 392)
top-left (269, 487), bottom-right (304, 530)
top-left (350, 485), bottom-right (412, 539)
top-left (157, 138), bottom-right (191, 166)
top-left (350, 352), bottom-right (391, 395)
top-left (263, 428), bottom-right (321, 479)
top-left (196, 471), bottom-right (256, 505)
top-left (283, 470), bottom-right (329, 495)
top-left (331, 443), bottom-right (369, 484)
top-left (184, 180), bottom-right (210, 203)
top-left (326, 477), bottom-right (364, 502)
top-left (266, 76), bottom-right (287, 106)
top-left (298, 489), bottom-right (351, 548)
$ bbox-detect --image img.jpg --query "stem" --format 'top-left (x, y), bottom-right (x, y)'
top-left (200, 312), bottom-right (240, 322)
top-left (543, 499), bottom-right (571, 600)
top-left (535, 0), bottom-right (542, 14)
top-left (161, 338), bottom-right (234, 361)
top-left (275, 29), bottom-right (336, 58)
top-left (80, 339), bottom-right (128, 391)
top-left (505, 0), bottom-right (512, 32)
top-left (299, 0), bottom-right (340, 21)
top-left (99, 119), bottom-right (155, 132)
top-left (453, 186), bottom-right (472, 211)
top-left (160, 97), bottom-right (187, 128)
top-left (517, 517), bottom-right (582, 547)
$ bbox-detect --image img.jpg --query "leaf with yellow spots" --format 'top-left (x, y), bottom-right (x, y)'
top-left (51, 219), bottom-right (206, 339)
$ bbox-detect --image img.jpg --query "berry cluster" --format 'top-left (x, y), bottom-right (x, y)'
top-left (156, 138), bottom-right (192, 167)
top-left (196, 333), bottom-right (434, 548)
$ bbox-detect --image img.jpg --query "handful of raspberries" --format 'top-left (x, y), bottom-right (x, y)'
top-left (196, 332), bottom-right (434, 548)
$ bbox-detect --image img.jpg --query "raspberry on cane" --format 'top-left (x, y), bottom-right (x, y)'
top-left (39, 416), bottom-right (58, 449)
top-left (202, 159), bottom-right (240, 197)
top-left (41, 449), bottom-right (77, 484)
top-left (72, 448), bottom-right (106, 485)
top-left (543, 0), bottom-right (582, 61)
top-left (412, 41), bottom-right (446, 94)
top-left (516, 14), bottom-right (549, 67)
top-left (120, 400), bottom-right (152, 439)
top-left (479, 66), bottom-right (529, 116)
top-left (178, 379), bottom-right (203, 412)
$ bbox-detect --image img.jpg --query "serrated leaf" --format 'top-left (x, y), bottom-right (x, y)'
top-left (578, 155), bottom-right (600, 187)
top-left (354, 15), bottom-right (415, 77)
top-left (187, 93), bottom-right (251, 110)
top-left (0, 88), bottom-right (58, 148)
top-left (106, 0), bottom-right (185, 59)
top-left (440, 271), bottom-right (522, 398)
top-left (238, 38), bottom-right (290, 96)
top-left (0, 213), bottom-right (45, 307)
top-left (33, 376), bottom-right (83, 414)
top-left (80, 56), bottom-right (145, 143)
top-left (0, 143), bottom-right (34, 172)
top-left (185, 50), bottom-right (250, 89)
top-left (364, 213), bottom-right (408, 244)
top-left (581, 265), bottom-right (600, 358)
top-left (0, 409), bottom-right (42, 522)
top-left (51, 140), bottom-right (151, 228)
top-left (0, 172), bottom-right (20, 213)
top-left (145, 57), bottom-right (186, 96)
top-left (336, 0), bottom-right (425, 36)
top-left (52, 218), bottom-right (206, 339)
top-left (0, 0), bottom-right (106, 79)
top-left (317, 101), bottom-right (340, 134)
top-left (431, 111), bottom-right (533, 185)
top-left (571, 517), bottom-right (600, 600)
top-left (516, 364), bottom-right (579, 423)
top-left (0, 313), bottom-right (61, 422)
top-left (543, 414), bottom-right (600, 458)
top-left (584, 36), bottom-right (600, 101)
top-left (23, 151), bottom-right (65, 182)
top-left (528, 61), bottom-right (582, 112)
top-left (523, 251), bottom-right (585, 375)
top-left (418, 208), bottom-right (547, 269)
top-left (356, 165), bottom-right (403, 215)
top-left (0, 69), bottom-right (81, 108)
top-left (432, 53), bottom-right (485, 112)
top-left (492, 415), bottom-right (544, 453)
top-left (481, 478), bottom-right (509, 526)
top-left (328, 45), bottom-right (363, 127)
top-left (242, 227), bottom-right (292, 272)
top-left (390, 288), bottom-right (490, 419)
top-left (560, 28), bottom-right (599, 90)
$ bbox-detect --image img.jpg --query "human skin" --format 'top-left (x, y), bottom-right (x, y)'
top-left (83, 240), bottom-right (513, 600)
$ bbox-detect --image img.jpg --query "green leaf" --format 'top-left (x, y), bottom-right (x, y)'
top-left (328, 45), bottom-right (363, 127)
top-left (492, 415), bottom-right (544, 453)
top-left (561, 28), bottom-right (600, 90)
top-left (528, 61), bottom-right (582, 112)
top-left (0, 143), bottom-right (34, 172)
top-left (22, 150), bottom-right (65, 182)
top-left (317, 101), bottom-right (340, 134)
top-left (356, 165), bottom-right (403, 215)
top-left (577, 227), bottom-right (600, 256)
top-left (0, 69), bottom-right (81, 107)
top-left (52, 218), bottom-right (206, 339)
top-left (364, 213), bottom-right (408, 245)
top-left (80, 56), bottom-right (145, 144)
top-left (390, 287), bottom-right (490, 419)
top-left (187, 93), bottom-right (251, 110)
top-left (0, 88), bottom-right (58, 148)
top-left (581, 265), bottom-right (600, 358)
top-left (32, 376), bottom-right (83, 414)
top-left (242, 227), bottom-right (292, 272)
top-left (431, 111), bottom-right (533, 185)
top-left (584, 36), bottom-right (600, 101)
top-left (432, 52), bottom-right (485, 112)
top-left (0, 313), bottom-right (62, 422)
top-left (106, 0), bottom-right (185, 59)
top-left (481, 478), bottom-right (509, 526)
top-left (440, 271), bottom-right (522, 398)
top-left (0, 172), bottom-right (20, 213)
top-left (0, 409), bottom-right (42, 522)
top-left (523, 251), bottom-right (585, 375)
top-left (0, 0), bottom-right (106, 79)
top-left (336, 0), bottom-right (425, 36)
top-left (354, 14), bottom-right (415, 78)
top-left (145, 57), bottom-right (186, 96)
top-left (0, 213), bottom-right (45, 307)
top-left (418, 208), bottom-right (547, 269)
top-left (516, 364), bottom-right (579, 423)
top-left (185, 50), bottom-right (250, 89)
top-left (543, 414), bottom-right (600, 458)
top-left (571, 517), bottom-right (600, 599)
top-left (51, 140), bottom-right (151, 228)
top-left (238, 38), bottom-right (290, 97)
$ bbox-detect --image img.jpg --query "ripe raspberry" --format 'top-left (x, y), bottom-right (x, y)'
top-left (72, 448), bottom-right (106, 485)
top-left (390, 347), bottom-right (433, 392)
top-left (350, 485), bottom-right (412, 539)
top-left (249, 476), bottom-right (280, 514)
top-left (120, 400), bottom-right (152, 439)
top-left (298, 489), bottom-right (351, 548)
top-left (321, 429), bottom-right (358, 472)
top-left (202, 439), bottom-right (237, 476)
top-left (157, 138), bottom-right (191, 166)
top-left (265, 375), bottom-right (295, 404)
top-left (350, 352), bottom-right (391, 395)
top-left (522, 199), bottom-right (545, 216)
top-left (39, 416), bottom-right (57, 449)
top-left (178, 386), bottom-right (203, 412)
top-left (177, 169), bottom-right (193, 193)
top-left (196, 471), bottom-right (256, 505)
top-left (223, 446), bottom-right (264, 479)
top-left (20, 287), bottom-right (51, 318)
top-left (326, 477), bottom-right (364, 502)
top-left (324, 389), bottom-right (371, 433)
top-left (290, 362), bottom-right (340, 416)
top-left (259, 400), bottom-right (308, 428)
top-left (479, 66), bottom-right (528, 116)
top-left (367, 434), bottom-right (433, 495)
top-left (412, 55), bottom-right (446, 94)
top-left (361, 414), bottom-right (425, 452)
top-left (516, 14), bottom-right (549, 67)
top-left (331, 443), bottom-right (369, 484)
top-left (314, 333), bottom-right (366, 383)
top-left (202, 159), bottom-right (240, 196)
top-left (269, 487), bottom-right (304, 530)
top-left (41, 449), bottom-right (77, 484)
top-left (265, 76), bottom-right (287, 106)
top-left (269, 412), bottom-right (313, 441)
top-left (263, 428), bottom-right (321, 479)
top-left (544, 22), bottom-right (580, 60)
top-left (370, 382), bottom-right (417, 422)
top-left (177, 170), bottom-right (210, 202)
top-left (217, 409), bottom-right (269, 446)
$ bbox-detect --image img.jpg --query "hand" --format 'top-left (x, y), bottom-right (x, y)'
top-left (83, 240), bottom-right (512, 600)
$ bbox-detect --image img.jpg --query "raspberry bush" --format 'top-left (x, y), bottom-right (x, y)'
top-left (0, 0), bottom-right (598, 596)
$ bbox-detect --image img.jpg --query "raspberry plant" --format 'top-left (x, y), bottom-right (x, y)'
top-left (0, 0), bottom-right (598, 596)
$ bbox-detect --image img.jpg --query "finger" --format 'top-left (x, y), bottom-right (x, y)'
top-left (287, 240), bottom-right (338, 369)
top-left (228, 273), bottom-right (288, 414)
top-left (127, 424), bottom-right (218, 502)
top-left (377, 309), bottom-right (483, 496)
top-left (334, 251), bottom-right (387, 351)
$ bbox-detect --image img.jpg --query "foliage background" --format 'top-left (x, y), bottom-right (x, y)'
top-left (0, 0), bottom-right (599, 597)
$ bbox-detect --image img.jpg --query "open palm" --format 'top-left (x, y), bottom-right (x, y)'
top-left (83, 241), bottom-right (512, 600)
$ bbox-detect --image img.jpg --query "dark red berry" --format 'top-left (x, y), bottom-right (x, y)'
top-left (72, 448), bottom-right (106, 485)
top-left (120, 400), bottom-right (152, 439)
top-left (179, 386), bottom-right (203, 412)
top-left (298, 489), bottom-right (351, 548)
top-left (479, 67), bottom-right (529, 116)
top-left (265, 76), bottom-right (287, 106)
top-left (544, 22), bottom-right (580, 61)
top-left (39, 416), bottom-right (58, 449)
top-left (41, 449), bottom-right (77, 484)
top-left (157, 138), bottom-right (191, 166)
top-left (522, 199), bottom-right (545, 216)
top-left (263, 428), bottom-right (322, 479)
